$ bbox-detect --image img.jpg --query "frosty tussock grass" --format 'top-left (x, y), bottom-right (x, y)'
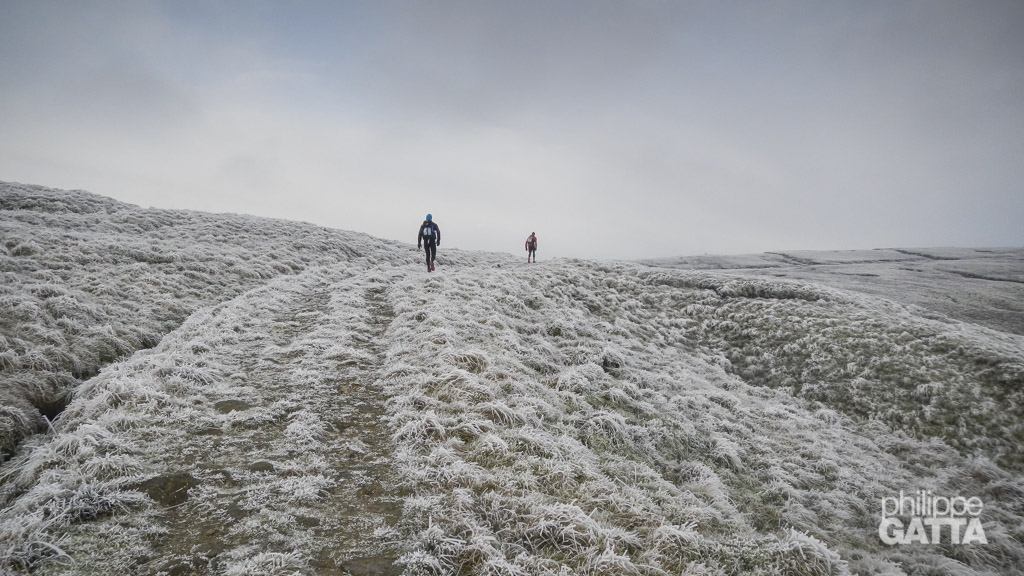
top-left (1, 183), bottom-right (1023, 575)
top-left (0, 181), bottom-right (420, 462)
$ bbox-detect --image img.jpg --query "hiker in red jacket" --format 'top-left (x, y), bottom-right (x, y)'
top-left (525, 232), bottom-right (537, 263)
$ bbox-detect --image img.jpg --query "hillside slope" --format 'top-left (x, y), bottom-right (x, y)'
top-left (0, 181), bottom-right (495, 461)
top-left (642, 249), bottom-right (1024, 337)
top-left (1, 184), bottom-right (1023, 576)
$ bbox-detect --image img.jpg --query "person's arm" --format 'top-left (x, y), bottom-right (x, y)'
top-left (417, 225), bottom-right (422, 248)
top-left (435, 224), bottom-right (441, 246)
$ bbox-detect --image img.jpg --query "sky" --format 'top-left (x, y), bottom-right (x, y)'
top-left (1, 1), bottom-right (1022, 260)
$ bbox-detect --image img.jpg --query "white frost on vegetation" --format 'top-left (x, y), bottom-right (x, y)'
top-left (1, 184), bottom-right (1023, 576)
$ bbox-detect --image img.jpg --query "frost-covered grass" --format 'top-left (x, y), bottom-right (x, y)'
top-left (643, 270), bottom-right (1024, 472)
top-left (643, 248), bottom-right (1024, 337)
top-left (1, 181), bottom-right (436, 461)
top-left (377, 264), bottom-right (1024, 576)
top-left (1, 184), bottom-right (1023, 575)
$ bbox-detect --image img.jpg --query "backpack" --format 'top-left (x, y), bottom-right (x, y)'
top-left (526, 235), bottom-right (536, 247)
top-left (422, 223), bottom-right (435, 239)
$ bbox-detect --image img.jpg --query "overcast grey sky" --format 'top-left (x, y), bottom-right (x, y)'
top-left (2, 1), bottom-right (1022, 260)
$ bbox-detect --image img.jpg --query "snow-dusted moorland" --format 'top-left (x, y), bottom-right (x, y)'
top-left (1, 182), bottom-right (1022, 576)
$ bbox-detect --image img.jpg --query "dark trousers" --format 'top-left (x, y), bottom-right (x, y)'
top-left (527, 246), bottom-right (536, 262)
top-left (423, 240), bottom-right (436, 267)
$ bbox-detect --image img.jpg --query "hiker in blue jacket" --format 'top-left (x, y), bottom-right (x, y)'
top-left (418, 214), bottom-right (440, 272)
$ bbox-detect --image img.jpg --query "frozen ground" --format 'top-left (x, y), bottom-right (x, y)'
top-left (1, 183), bottom-right (1023, 575)
top-left (642, 248), bottom-right (1024, 337)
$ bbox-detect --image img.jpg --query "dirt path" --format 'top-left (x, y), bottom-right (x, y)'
top-left (35, 266), bottom-right (407, 575)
